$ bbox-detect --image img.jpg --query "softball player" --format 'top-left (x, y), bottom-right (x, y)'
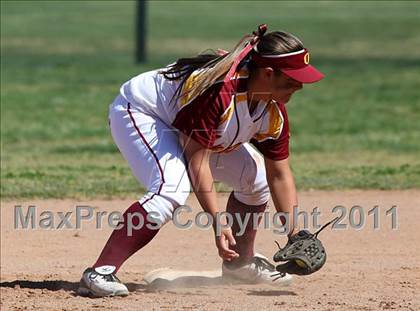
top-left (78, 24), bottom-right (324, 297)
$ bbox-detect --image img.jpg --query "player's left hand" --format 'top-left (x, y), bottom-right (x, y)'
top-left (271, 218), bottom-right (336, 276)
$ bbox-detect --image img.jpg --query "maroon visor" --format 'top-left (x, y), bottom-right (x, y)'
top-left (251, 48), bottom-right (324, 83)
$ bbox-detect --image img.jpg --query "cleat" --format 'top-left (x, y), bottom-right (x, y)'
top-left (222, 253), bottom-right (293, 286)
top-left (77, 266), bottom-right (129, 297)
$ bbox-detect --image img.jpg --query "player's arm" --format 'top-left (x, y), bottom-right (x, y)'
top-left (179, 133), bottom-right (239, 261)
top-left (179, 133), bottom-right (218, 219)
top-left (264, 157), bottom-right (298, 236)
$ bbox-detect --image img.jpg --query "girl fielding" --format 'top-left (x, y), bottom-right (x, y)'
top-left (78, 24), bottom-right (324, 297)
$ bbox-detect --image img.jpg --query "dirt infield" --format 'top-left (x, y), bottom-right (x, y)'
top-left (1, 191), bottom-right (419, 310)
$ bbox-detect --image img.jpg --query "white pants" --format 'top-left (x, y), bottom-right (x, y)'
top-left (109, 95), bottom-right (270, 225)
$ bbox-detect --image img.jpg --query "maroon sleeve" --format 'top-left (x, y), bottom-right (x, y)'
top-left (251, 103), bottom-right (290, 161)
top-left (172, 83), bottom-right (227, 149)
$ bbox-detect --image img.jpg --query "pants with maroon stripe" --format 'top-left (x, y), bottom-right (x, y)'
top-left (93, 96), bottom-right (270, 271)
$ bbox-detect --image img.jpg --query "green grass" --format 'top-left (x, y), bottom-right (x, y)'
top-left (1, 1), bottom-right (420, 199)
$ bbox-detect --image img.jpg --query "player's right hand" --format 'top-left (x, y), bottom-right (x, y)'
top-left (215, 228), bottom-right (239, 261)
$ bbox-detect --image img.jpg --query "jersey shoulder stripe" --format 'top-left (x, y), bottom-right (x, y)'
top-left (178, 64), bottom-right (250, 110)
top-left (253, 102), bottom-right (284, 142)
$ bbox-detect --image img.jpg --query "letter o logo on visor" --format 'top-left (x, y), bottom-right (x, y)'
top-left (304, 53), bottom-right (310, 64)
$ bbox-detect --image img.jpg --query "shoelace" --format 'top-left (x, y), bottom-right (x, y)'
top-left (253, 256), bottom-right (276, 273)
top-left (253, 256), bottom-right (287, 282)
top-left (90, 271), bottom-right (121, 283)
top-left (253, 257), bottom-right (288, 282)
top-left (252, 257), bottom-right (288, 282)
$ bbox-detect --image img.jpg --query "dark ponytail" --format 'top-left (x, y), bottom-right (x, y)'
top-left (159, 28), bottom-right (304, 104)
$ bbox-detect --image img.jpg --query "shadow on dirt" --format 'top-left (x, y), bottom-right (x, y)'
top-left (247, 289), bottom-right (297, 296)
top-left (0, 280), bottom-right (146, 293)
top-left (0, 280), bottom-right (79, 292)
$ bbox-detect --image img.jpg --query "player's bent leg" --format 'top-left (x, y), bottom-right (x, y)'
top-left (78, 200), bottom-right (159, 297)
top-left (78, 194), bottom-right (183, 297)
top-left (223, 192), bottom-right (267, 266)
top-left (211, 144), bottom-right (292, 285)
top-left (93, 200), bottom-right (163, 271)
top-left (78, 97), bottom-right (190, 297)
top-left (210, 143), bottom-right (269, 264)
top-left (221, 193), bottom-right (292, 286)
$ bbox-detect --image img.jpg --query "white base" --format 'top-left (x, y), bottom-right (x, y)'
top-left (143, 268), bottom-right (222, 289)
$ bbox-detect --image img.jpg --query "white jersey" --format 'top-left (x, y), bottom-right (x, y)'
top-left (119, 69), bottom-right (182, 125)
top-left (118, 65), bottom-right (290, 160)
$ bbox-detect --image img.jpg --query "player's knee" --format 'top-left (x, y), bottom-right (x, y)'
top-left (234, 189), bottom-right (269, 208)
top-left (143, 187), bottom-right (191, 225)
top-left (158, 165), bottom-right (191, 205)
top-left (234, 186), bottom-right (269, 206)
top-left (139, 192), bottom-right (179, 226)
top-left (161, 177), bottom-right (191, 207)
top-left (236, 154), bottom-right (269, 205)
top-left (161, 191), bottom-right (190, 209)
